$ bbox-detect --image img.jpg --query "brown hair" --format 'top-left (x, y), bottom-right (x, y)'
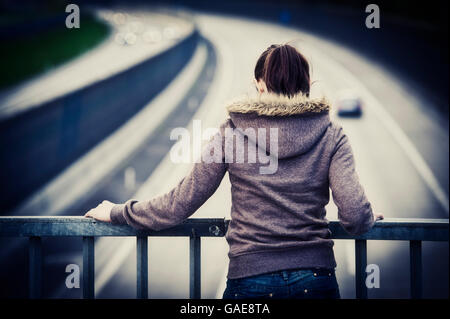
top-left (254, 44), bottom-right (310, 97)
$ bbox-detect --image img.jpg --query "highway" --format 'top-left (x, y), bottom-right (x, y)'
top-left (1, 9), bottom-right (448, 299)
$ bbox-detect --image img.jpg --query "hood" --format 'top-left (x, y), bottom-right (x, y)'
top-left (226, 93), bottom-right (331, 159)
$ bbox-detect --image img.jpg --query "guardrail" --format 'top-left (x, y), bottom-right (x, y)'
top-left (0, 217), bottom-right (448, 299)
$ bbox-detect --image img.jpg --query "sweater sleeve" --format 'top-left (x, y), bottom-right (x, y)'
top-left (329, 125), bottom-right (375, 236)
top-left (110, 122), bottom-right (229, 231)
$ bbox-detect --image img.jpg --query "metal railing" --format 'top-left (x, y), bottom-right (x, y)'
top-left (0, 216), bottom-right (448, 299)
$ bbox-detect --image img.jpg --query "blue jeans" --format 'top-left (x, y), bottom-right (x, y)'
top-left (223, 268), bottom-right (340, 299)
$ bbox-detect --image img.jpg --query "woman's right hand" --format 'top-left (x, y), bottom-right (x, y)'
top-left (374, 213), bottom-right (384, 222)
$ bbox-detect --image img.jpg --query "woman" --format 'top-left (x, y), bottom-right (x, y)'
top-left (85, 44), bottom-right (383, 299)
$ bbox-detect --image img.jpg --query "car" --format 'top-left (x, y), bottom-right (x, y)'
top-left (336, 94), bottom-right (363, 117)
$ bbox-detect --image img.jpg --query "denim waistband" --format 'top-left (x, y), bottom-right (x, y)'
top-left (227, 245), bottom-right (337, 279)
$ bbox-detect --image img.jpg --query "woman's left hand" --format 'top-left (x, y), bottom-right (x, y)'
top-left (84, 200), bottom-right (115, 222)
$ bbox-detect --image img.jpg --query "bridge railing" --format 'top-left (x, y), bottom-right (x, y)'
top-left (0, 217), bottom-right (448, 299)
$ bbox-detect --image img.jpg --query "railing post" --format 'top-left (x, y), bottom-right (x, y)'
top-left (410, 240), bottom-right (422, 299)
top-left (83, 236), bottom-right (95, 299)
top-left (355, 239), bottom-right (368, 299)
top-left (29, 236), bottom-right (42, 299)
top-left (190, 230), bottom-right (201, 299)
top-left (136, 236), bottom-right (148, 299)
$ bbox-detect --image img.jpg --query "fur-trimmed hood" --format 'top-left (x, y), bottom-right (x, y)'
top-left (226, 92), bottom-right (330, 116)
top-left (225, 93), bottom-right (332, 159)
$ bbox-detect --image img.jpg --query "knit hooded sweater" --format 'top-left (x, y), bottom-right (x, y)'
top-left (110, 92), bottom-right (375, 279)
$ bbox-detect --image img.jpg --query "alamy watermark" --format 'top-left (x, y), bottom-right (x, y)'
top-left (170, 120), bottom-right (279, 174)
top-left (365, 264), bottom-right (380, 289)
top-left (365, 4), bottom-right (380, 29)
top-left (65, 264), bottom-right (80, 289)
top-left (65, 4), bottom-right (80, 29)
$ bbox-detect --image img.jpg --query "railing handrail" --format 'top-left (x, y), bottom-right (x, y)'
top-left (0, 216), bottom-right (448, 241)
top-left (0, 216), bottom-right (448, 299)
